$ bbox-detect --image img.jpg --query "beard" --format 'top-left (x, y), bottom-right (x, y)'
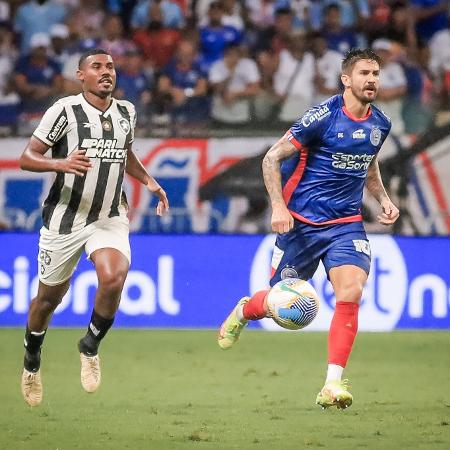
top-left (352, 86), bottom-right (377, 104)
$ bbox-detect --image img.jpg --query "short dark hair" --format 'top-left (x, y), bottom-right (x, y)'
top-left (341, 48), bottom-right (381, 74)
top-left (78, 49), bottom-right (111, 68)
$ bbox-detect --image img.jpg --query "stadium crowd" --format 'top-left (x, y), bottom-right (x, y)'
top-left (0, 0), bottom-right (449, 137)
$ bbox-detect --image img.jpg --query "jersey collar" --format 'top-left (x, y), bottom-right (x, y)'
top-left (80, 93), bottom-right (115, 117)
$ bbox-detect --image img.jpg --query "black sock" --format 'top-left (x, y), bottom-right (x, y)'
top-left (23, 325), bottom-right (46, 372)
top-left (78, 310), bottom-right (114, 356)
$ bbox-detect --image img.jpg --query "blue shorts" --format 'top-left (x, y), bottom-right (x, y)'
top-left (270, 221), bottom-right (371, 286)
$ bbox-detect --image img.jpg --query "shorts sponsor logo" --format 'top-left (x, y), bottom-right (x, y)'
top-left (331, 152), bottom-right (374, 170)
top-left (353, 239), bottom-right (371, 256)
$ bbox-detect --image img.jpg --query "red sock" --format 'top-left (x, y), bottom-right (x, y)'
top-left (242, 290), bottom-right (269, 320)
top-left (328, 301), bottom-right (359, 367)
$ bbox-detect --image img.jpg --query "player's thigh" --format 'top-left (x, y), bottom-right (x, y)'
top-left (323, 235), bottom-right (371, 303)
top-left (85, 215), bottom-right (131, 264)
top-left (38, 226), bottom-right (86, 286)
top-left (270, 228), bottom-right (321, 286)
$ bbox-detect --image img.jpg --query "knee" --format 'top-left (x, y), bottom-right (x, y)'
top-left (335, 282), bottom-right (364, 304)
top-left (98, 268), bottom-right (128, 295)
top-left (33, 296), bottom-right (62, 315)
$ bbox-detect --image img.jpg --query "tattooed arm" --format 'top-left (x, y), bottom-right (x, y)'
top-left (365, 155), bottom-right (399, 225)
top-left (262, 134), bottom-right (298, 233)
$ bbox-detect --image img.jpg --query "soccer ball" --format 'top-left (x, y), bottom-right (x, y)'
top-left (266, 278), bottom-right (320, 330)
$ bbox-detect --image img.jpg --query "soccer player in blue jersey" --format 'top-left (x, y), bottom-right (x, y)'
top-left (218, 48), bottom-right (400, 409)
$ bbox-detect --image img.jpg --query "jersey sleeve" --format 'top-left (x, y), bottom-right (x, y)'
top-left (288, 105), bottom-right (331, 149)
top-left (128, 102), bottom-right (137, 144)
top-left (33, 101), bottom-right (69, 147)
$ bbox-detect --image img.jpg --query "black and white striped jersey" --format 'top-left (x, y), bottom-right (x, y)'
top-left (33, 93), bottom-right (136, 234)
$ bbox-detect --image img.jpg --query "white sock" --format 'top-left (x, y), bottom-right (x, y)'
top-left (236, 304), bottom-right (245, 322)
top-left (326, 364), bottom-right (344, 382)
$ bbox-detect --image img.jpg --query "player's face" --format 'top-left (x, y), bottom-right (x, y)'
top-left (77, 54), bottom-right (116, 98)
top-left (342, 59), bottom-right (380, 104)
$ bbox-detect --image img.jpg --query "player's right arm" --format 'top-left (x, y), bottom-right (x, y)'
top-left (19, 137), bottom-right (91, 176)
top-left (19, 101), bottom-right (91, 176)
top-left (262, 134), bottom-right (298, 233)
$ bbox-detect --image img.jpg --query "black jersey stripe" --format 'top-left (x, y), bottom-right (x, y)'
top-left (109, 104), bottom-right (131, 217)
top-left (108, 164), bottom-right (125, 218)
top-left (58, 104), bottom-right (91, 234)
top-left (42, 134), bottom-right (69, 228)
top-left (85, 115), bottom-right (114, 225)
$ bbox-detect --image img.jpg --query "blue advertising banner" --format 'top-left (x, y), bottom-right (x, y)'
top-left (0, 233), bottom-right (449, 330)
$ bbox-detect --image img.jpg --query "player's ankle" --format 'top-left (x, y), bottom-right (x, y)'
top-left (78, 336), bottom-right (99, 356)
top-left (24, 349), bottom-right (41, 372)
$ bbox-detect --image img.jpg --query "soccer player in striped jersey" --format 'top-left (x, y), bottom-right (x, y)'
top-left (217, 49), bottom-right (400, 409)
top-left (20, 49), bottom-right (169, 406)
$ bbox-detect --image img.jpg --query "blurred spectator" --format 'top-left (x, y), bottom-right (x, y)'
top-left (400, 42), bottom-right (434, 133)
top-left (155, 39), bottom-right (210, 125)
top-left (0, 23), bottom-right (20, 131)
top-left (197, 0), bottom-right (244, 30)
top-left (365, 0), bottom-right (392, 40)
top-left (429, 25), bottom-right (450, 91)
top-left (14, 0), bottom-right (67, 53)
top-left (310, 32), bottom-right (342, 104)
top-left (115, 48), bottom-right (153, 125)
top-left (383, 1), bottom-right (416, 48)
top-left (104, 0), bottom-right (139, 32)
top-left (253, 7), bottom-right (293, 54)
top-left (61, 38), bottom-right (99, 95)
top-left (411, 0), bottom-right (449, 42)
top-left (273, 33), bottom-right (315, 122)
top-left (131, 0), bottom-right (184, 30)
top-left (0, 1), bottom-right (10, 22)
top-left (244, 0), bottom-right (277, 29)
top-left (13, 33), bottom-right (62, 132)
top-left (49, 24), bottom-right (71, 66)
top-left (100, 14), bottom-right (136, 69)
top-left (67, 0), bottom-right (105, 39)
top-left (199, 1), bottom-right (242, 71)
top-left (209, 43), bottom-right (260, 125)
top-left (133, 2), bottom-right (182, 70)
top-left (309, 0), bottom-right (370, 31)
top-left (372, 38), bottom-right (407, 135)
top-left (321, 3), bottom-right (358, 54)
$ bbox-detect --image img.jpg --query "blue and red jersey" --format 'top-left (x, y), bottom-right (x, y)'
top-left (283, 94), bottom-right (391, 225)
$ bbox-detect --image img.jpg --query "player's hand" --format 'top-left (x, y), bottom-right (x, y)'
top-left (271, 203), bottom-right (294, 234)
top-left (58, 149), bottom-right (92, 176)
top-left (147, 181), bottom-right (169, 216)
top-left (377, 198), bottom-right (400, 225)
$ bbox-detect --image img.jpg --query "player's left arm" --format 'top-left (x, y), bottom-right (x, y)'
top-left (125, 148), bottom-right (169, 216)
top-left (365, 155), bottom-right (400, 226)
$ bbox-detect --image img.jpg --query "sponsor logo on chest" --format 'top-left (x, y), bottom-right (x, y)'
top-left (81, 138), bottom-right (126, 162)
top-left (352, 129), bottom-right (366, 139)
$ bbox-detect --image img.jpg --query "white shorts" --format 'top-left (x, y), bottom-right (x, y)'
top-left (38, 216), bottom-right (131, 286)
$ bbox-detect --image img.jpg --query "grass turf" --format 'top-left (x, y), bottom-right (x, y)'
top-left (1, 329), bottom-right (449, 450)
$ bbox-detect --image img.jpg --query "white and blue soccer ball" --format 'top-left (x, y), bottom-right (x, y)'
top-left (266, 278), bottom-right (320, 330)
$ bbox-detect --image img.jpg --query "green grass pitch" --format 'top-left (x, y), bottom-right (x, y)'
top-left (1, 329), bottom-right (450, 449)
